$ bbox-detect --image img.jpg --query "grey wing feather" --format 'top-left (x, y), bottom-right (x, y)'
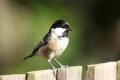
top-left (23, 33), bottom-right (50, 60)
top-left (32, 41), bottom-right (44, 54)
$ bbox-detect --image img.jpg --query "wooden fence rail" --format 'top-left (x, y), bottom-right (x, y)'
top-left (1, 61), bottom-right (120, 80)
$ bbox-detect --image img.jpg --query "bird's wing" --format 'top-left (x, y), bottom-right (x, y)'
top-left (23, 32), bottom-right (50, 60)
top-left (32, 33), bottom-right (51, 54)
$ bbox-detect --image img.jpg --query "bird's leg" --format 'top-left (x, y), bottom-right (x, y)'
top-left (54, 58), bottom-right (64, 68)
top-left (48, 59), bottom-right (56, 70)
top-left (48, 59), bottom-right (57, 75)
top-left (54, 58), bottom-right (68, 68)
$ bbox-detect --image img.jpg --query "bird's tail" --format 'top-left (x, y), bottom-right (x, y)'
top-left (23, 54), bottom-right (34, 60)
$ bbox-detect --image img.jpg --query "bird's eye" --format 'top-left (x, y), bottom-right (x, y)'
top-left (64, 24), bottom-right (69, 28)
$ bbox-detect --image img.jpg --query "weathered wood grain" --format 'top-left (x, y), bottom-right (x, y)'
top-left (27, 69), bottom-right (56, 80)
top-left (84, 65), bottom-right (95, 80)
top-left (57, 66), bottom-right (82, 80)
top-left (0, 74), bottom-right (25, 80)
top-left (85, 62), bottom-right (117, 80)
top-left (117, 61), bottom-right (120, 80)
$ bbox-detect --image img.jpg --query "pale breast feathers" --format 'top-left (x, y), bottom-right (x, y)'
top-left (48, 33), bottom-right (69, 56)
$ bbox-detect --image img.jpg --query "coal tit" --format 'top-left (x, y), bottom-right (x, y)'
top-left (24, 20), bottom-right (72, 70)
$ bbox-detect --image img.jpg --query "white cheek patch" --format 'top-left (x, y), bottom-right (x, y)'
top-left (51, 28), bottom-right (66, 36)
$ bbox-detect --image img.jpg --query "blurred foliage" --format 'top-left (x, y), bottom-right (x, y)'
top-left (0, 0), bottom-right (120, 74)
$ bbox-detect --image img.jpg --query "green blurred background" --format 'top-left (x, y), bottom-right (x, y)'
top-left (0, 0), bottom-right (120, 74)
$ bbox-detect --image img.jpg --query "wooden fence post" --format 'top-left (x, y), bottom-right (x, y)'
top-left (85, 62), bottom-right (117, 80)
top-left (57, 66), bottom-right (82, 80)
top-left (1, 62), bottom-right (120, 80)
top-left (84, 65), bottom-right (95, 80)
top-left (27, 69), bottom-right (56, 80)
top-left (0, 74), bottom-right (26, 80)
top-left (117, 61), bottom-right (120, 80)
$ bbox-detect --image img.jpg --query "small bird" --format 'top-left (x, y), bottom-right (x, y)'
top-left (23, 20), bottom-right (72, 70)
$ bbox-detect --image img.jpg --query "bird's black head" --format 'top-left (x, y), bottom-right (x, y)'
top-left (50, 20), bottom-right (72, 32)
top-left (49, 20), bottom-right (72, 37)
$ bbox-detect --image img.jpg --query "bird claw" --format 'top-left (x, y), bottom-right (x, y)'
top-left (64, 65), bottom-right (69, 68)
top-left (52, 67), bottom-right (57, 76)
top-left (61, 65), bottom-right (69, 69)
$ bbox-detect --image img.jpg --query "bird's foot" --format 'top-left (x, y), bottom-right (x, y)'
top-left (60, 65), bottom-right (69, 69)
top-left (52, 67), bottom-right (57, 76)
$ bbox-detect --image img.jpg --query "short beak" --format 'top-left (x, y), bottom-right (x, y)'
top-left (67, 27), bottom-right (72, 31)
